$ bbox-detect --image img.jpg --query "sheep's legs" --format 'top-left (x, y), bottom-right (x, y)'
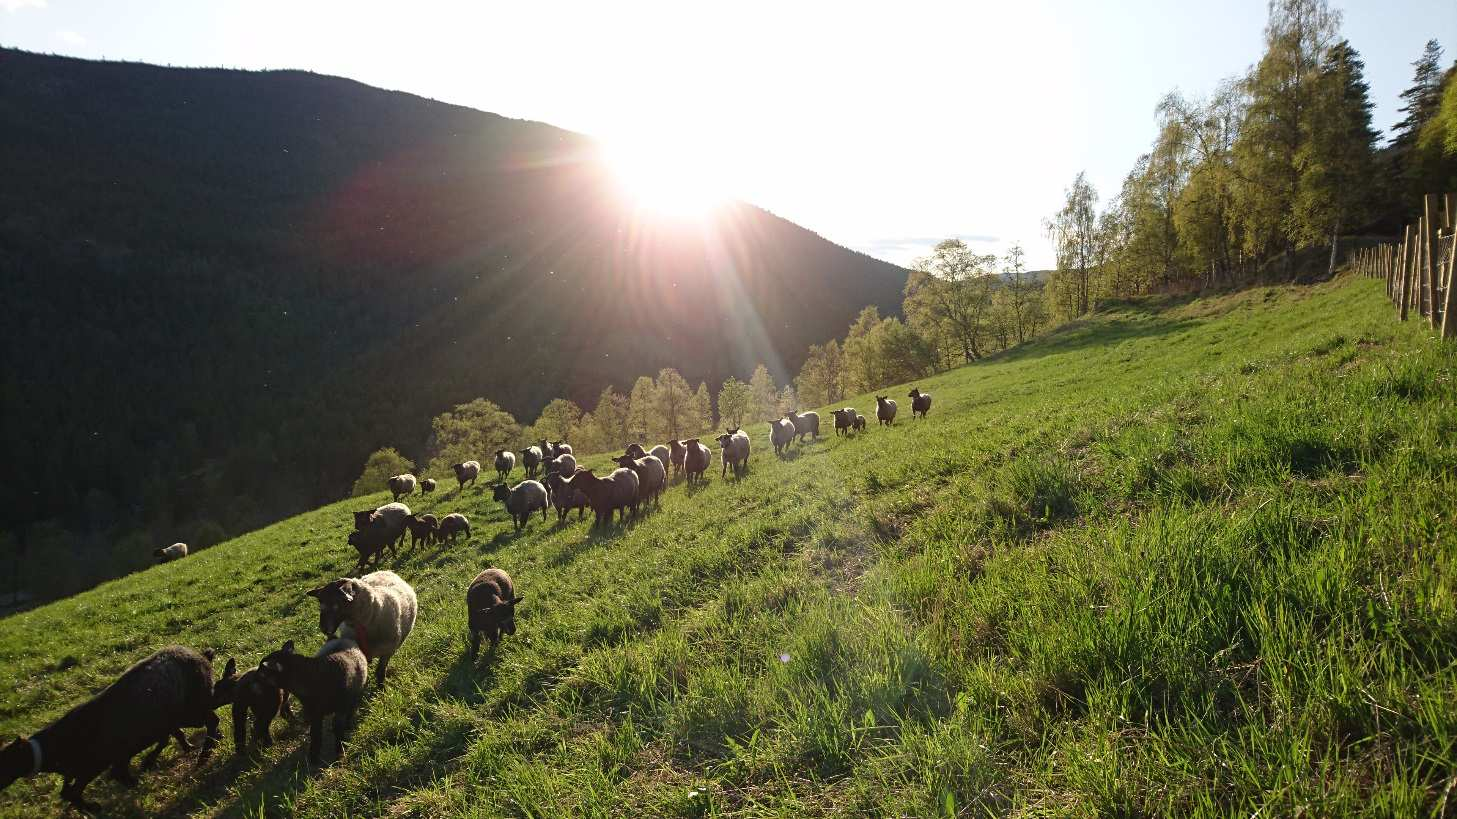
top-left (375, 655), bottom-right (391, 686)
top-left (108, 759), bottom-right (139, 789)
top-left (60, 776), bottom-right (103, 814)
top-left (469, 630), bottom-right (482, 659)
top-left (307, 716), bottom-right (324, 766)
top-left (233, 701), bottom-right (250, 754)
top-left (140, 736), bottom-right (169, 770)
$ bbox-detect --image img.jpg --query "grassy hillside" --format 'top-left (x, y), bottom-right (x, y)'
top-left (1, 273), bottom-right (1454, 817)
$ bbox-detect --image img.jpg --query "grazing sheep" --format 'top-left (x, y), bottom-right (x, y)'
top-left (0, 646), bottom-right (221, 813)
top-left (789, 410), bottom-right (820, 441)
top-left (682, 438), bottom-right (712, 486)
top-left (466, 568), bottom-right (524, 658)
top-left (876, 396), bottom-right (898, 426)
top-left (351, 509), bottom-right (375, 530)
top-left (493, 450), bottom-right (516, 482)
top-left (546, 473), bottom-right (590, 522)
top-left (348, 502), bottom-right (411, 568)
top-left (404, 513), bottom-right (438, 549)
top-left (565, 468), bottom-right (640, 527)
top-left (419, 478), bottom-right (436, 495)
top-left (520, 446), bottom-right (544, 479)
top-left (669, 440), bottom-right (687, 476)
top-left (153, 542), bottom-right (188, 563)
top-left (452, 461), bottom-right (482, 490)
top-left (612, 453), bottom-right (666, 509)
top-left (213, 658), bottom-right (293, 755)
top-left (832, 408), bottom-right (862, 437)
top-left (256, 639), bottom-right (367, 766)
top-left (770, 418), bottom-right (797, 455)
top-left (387, 474), bottom-right (417, 501)
top-left (853, 415), bottom-right (867, 433)
top-left (437, 513), bottom-right (471, 545)
top-left (716, 428), bottom-right (751, 478)
top-left (550, 453), bottom-right (577, 478)
top-left (908, 387), bottom-right (933, 419)
top-left (492, 481), bottom-right (549, 531)
top-left (308, 570), bottom-right (417, 687)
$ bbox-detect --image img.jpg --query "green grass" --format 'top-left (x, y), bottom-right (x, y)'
top-left (2, 274), bottom-right (1456, 817)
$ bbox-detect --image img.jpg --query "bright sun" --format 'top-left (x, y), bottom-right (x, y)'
top-left (605, 138), bottom-right (729, 220)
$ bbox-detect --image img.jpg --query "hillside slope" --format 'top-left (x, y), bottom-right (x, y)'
top-left (1, 274), bottom-right (1454, 816)
top-left (0, 48), bottom-right (908, 551)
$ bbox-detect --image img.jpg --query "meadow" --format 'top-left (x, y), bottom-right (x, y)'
top-left (1, 272), bottom-right (1454, 817)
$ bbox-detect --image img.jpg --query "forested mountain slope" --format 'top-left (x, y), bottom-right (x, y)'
top-left (0, 48), bottom-right (907, 571)
top-left (0, 273), bottom-right (1453, 816)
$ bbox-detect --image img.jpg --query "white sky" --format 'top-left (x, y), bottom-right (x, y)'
top-left (3, 0), bottom-right (1454, 268)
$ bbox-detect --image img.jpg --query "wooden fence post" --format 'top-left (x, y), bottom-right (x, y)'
top-left (1398, 225), bottom-right (1412, 320)
top-left (1443, 199), bottom-right (1456, 340)
top-left (1426, 195), bottom-right (1441, 329)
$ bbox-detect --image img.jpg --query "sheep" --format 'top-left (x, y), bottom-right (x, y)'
top-left (436, 513), bottom-right (471, 545)
top-left (565, 467), bottom-right (640, 527)
top-left (908, 387), bottom-right (933, 419)
top-left (348, 502), bottom-right (411, 568)
top-left (492, 481), bottom-right (549, 531)
top-left (308, 570), bottom-right (417, 687)
top-left (552, 441), bottom-right (573, 456)
top-left (404, 513), bottom-right (438, 549)
top-left (387, 473), bottom-right (417, 501)
top-left (624, 443), bottom-right (647, 458)
top-left (770, 418), bottom-right (797, 455)
top-left (419, 478), bottom-right (436, 495)
top-left (853, 415), bottom-right (867, 433)
top-left (256, 639), bottom-right (367, 766)
top-left (213, 658), bottom-right (293, 755)
top-left (539, 439), bottom-right (558, 461)
top-left (612, 453), bottom-right (666, 509)
top-left (452, 460), bottom-right (482, 490)
top-left (669, 439), bottom-right (688, 476)
top-left (493, 450), bottom-right (516, 482)
top-left (832, 408), bottom-right (862, 437)
top-left (649, 444), bottom-right (671, 469)
top-left (0, 646), bottom-right (221, 813)
top-left (876, 395), bottom-right (898, 426)
top-left (466, 568), bottom-right (524, 658)
top-left (153, 542), bottom-right (188, 563)
top-left (789, 410), bottom-right (820, 441)
top-left (520, 446), bottom-right (544, 479)
top-left (550, 453), bottom-right (577, 478)
top-left (682, 438), bottom-right (712, 485)
top-left (546, 473), bottom-right (590, 522)
top-left (351, 510), bottom-right (375, 530)
top-left (716, 428), bottom-right (751, 478)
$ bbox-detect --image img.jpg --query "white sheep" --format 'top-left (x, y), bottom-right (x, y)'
top-left (770, 418), bottom-right (796, 455)
top-left (716, 428), bottom-right (751, 478)
top-left (307, 570), bottom-right (417, 687)
top-left (550, 453), bottom-right (577, 478)
top-left (386, 473), bottom-right (417, 501)
top-left (493, 450), bottom-right (516, 482)
top-left (452, 461), bottom-right (482, 490)
top-left (493, 481), bottom-right (549, 531)
top-left (153, 542), bottom-right (188, 563)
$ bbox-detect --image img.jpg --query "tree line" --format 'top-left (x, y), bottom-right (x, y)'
top-left (1043, 0), bottom-right (1457, 323)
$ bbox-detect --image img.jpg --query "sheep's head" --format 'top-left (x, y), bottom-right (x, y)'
top-left (307, 581), bottom-right (357, 637)
top-left (492, 484), bottom-right (511, 502)
top-left (715, 433), bottom-right (732, 448)
top-left (0, 737), bottom-right (38, 787)
top-left (212, 658), bottom-right (240, 707)
top-left (472, 594), bottom-right (525, 636)
top-left (612, 455), bottom-right (636, 468)
top-left (256, 640), bottom-right (296, 687)
top-left (908, 388), bottom-right (921, 398)
top-left (625, 443), bottom-right (647, 458)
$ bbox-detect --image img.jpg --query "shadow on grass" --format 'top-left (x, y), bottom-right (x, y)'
top-left (987, 313), bottom-right (1202, 367)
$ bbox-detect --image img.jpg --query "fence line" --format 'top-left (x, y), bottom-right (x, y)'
top-left (1349, 192), bottom-right (1456, 340)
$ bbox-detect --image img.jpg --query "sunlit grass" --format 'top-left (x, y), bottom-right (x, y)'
top-left (0, 274), bottom-right (1453, 816)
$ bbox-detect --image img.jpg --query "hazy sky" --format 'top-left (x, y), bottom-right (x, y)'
top-left (3, 0), bottom-right (1454, 268)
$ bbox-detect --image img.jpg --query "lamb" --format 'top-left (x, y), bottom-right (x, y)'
top-left (466, 568), bottom-right (524, 658)
top-left (493, 450), bottom-right (516, 482)
top-left (565, 467), bottom-right (640, 527)
top-left (256, 639), bottom-right (367, 766)
top-left (853, 415), bottom-right (867, 433)
top-left (682, 438), bottom-right (712, 485)
top-left (153, 542), bottom-right (188, 563)
top-left (387, 473), bottom-right (417, 501)
top-left (419, 478), bottom-right (436, 495)
top-left (546, 473), bottom-right (590, 522)
top-left (453, 460), bottom-right (482, 490)
top-left (0, 646), bottom-right (222, 813)
top-left (770, 418), bottom-right (797, 455)
top-left (520, 446), bottom-right (544, 479)
top-left (213, 658), bottom-right (293, 755)
top-left (789, 410), bottom-right (820, 442)
top-left (908, 387), bottom-right (933, 419)
top-left (832, 408), bottom-right (862, 437)
top-left (550, 453), bottom-right (577, 478)
top-left (493, 481), bottom-right (549, 531)
top-left (669, 439), bottom-right (687, 476)
top-left (716, 428), bottom-right (751, 478)
top-left (404, 513), bottom-right (438, 549)
top-left (436, 512), bottom-right (471, 545)
top-left (308, 570), bottom-right (417, 687)
top-left (876, 395), bottom-right (898, 426)
top-left (612, 453), bottom-right (666, 509)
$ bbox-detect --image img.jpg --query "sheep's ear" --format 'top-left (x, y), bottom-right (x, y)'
top-left (281, 640), bottom-right (296, 654)
top-left (306, 585), bottom-right (326, 599)
top-left (223, 658), bottom-right (237, 678)
top-left (509, 595), bottom-right (524, 605)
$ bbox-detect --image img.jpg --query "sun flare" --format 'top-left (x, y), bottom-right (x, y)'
top-left (604, 138), bottom-right (730, 220)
